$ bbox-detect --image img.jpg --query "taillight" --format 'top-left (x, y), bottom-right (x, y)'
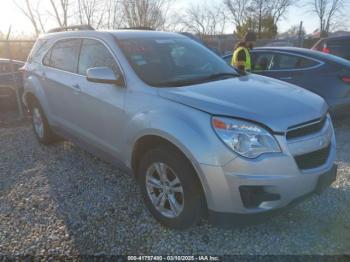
top-left (341, 76), bottom-right (350, 83)
top-left (322, 47), bottom-right (330, 53)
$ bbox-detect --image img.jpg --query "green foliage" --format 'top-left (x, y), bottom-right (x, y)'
top-left (235, 15), bottom-right (278, 40)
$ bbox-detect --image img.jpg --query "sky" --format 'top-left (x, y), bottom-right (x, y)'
top-left (0, 0), bottom-right (349, 37)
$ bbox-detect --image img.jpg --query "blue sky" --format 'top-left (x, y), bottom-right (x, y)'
top-left (0, 0), bottom-right (349, 36)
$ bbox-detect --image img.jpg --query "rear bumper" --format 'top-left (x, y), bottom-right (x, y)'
top-left (207, 164), bottom-right (337, 227)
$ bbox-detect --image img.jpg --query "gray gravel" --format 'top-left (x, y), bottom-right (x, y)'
top-left (0, 115), bottom-right (349, 256)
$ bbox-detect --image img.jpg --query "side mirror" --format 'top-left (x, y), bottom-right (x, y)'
top-left (86, 67), bottom-right (124, 86)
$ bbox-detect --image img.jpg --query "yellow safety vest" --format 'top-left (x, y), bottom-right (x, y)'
top-left (231, 47), bottom-right (252, 71)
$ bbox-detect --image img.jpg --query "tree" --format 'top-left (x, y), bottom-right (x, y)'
top-left (270, 0), bottom-right (294, 24)
top-left (247, 0), bottom-right (270, 39)
top-left (286, 24), bottom-right (306, 37)
top-left (181, 2), bottom-right (228, 37)
top-left (49, 0), bottom-right (70, 27)
top-left (103, 0), bottom-right (123, 29)
top-left (308, 0), bottom-right (346, 34)
top-left (13, 0), bottom-right (42, 36)
top-left (119, 0), bottom-right (170, 30)
top-left (248, 0), bottom-right (293, 38)
top-left (236, 15), bottom-right (277, 39)
top-left (224, 0), bottom-right (250, 29)
top-left (225, 0), bottom-right (294, 39)
top-left (77, 0), bottom-right (106, 29)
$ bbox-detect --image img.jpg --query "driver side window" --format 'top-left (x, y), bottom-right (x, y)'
top-left (78, 39), bottom-right (120, 76)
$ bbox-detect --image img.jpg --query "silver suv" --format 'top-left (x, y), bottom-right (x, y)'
top-left (22, 29), bottom-right (337, 229)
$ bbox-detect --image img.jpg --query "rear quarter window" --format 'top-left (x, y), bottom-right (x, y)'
top-left (271, 53), bottom-right (319, 70)
top-left (297, 57), bottom-right (319, 68)
top-left (27, 39), bottom-right (49, 63)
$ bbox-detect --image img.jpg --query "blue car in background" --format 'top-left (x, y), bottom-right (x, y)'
top-left (0, 58), bottom-right (24, 110)
top-left (223, 47), bottom-right (350, 117)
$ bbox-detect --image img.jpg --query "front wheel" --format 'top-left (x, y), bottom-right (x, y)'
top-left (138, 145), bottom-right (205, 229)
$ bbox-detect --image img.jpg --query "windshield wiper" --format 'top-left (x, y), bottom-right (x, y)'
top-left (152, 72), bottom-right (241, 87)
top-left (205, 72), bottom-right (241, 80)
top-left (152, 79), bottom-right (201, 87)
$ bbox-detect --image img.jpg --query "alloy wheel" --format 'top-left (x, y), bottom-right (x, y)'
top-left (32, 107), bottom-right (44, 139)
top-left (145, 162), bottom-right (185, 218)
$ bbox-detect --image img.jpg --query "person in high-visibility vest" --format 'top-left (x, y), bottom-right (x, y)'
top-left (231, 32), bottom-right (257, 72)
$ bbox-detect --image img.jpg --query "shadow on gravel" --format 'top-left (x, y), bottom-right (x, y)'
top-left (0, 110), bottom-right (30, 128)
top-left (40, 142), bottom-right (153, 254)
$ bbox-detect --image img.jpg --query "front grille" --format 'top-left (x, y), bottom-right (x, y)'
top-left (286, 117), bottom-right (326, 140)
top-left (294, 145), bottom-right (331, 170)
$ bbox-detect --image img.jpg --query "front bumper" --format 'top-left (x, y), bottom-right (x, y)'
top-left (198, 115), bottom-right (337, 218)
top-left (207, 164), bottom-right (337, 227)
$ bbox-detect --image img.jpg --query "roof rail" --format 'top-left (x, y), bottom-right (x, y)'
top-left (48, 25), bottom-right (95, 33)
top-left (119, 27), bottom-right (155, 31)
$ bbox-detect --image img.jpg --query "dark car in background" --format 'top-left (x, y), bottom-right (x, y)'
top-left (0, 59), bottom-right (24, 110)
top-left (312, 36), bottom-right (350, 61)
top-left (223, 47), bottom-right (350, 117)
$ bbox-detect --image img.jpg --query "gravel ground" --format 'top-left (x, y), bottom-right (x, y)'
top-left (0, 113), bottom-right (349, 256)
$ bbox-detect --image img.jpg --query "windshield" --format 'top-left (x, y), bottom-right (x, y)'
top-left (116, 37), bottom-right (239, 87)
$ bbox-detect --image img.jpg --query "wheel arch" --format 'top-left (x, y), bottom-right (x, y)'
top-left (131, 134), bottom-right (208, 212)
top-left (23, 92), bottom-right (38, 111)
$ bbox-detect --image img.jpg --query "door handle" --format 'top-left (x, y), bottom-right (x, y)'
top-left (279, 77), bottom-right (293, 80)
top-left (72, 84), bottom-right (82, 93)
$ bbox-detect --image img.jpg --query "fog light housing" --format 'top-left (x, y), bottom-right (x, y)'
top-left (239, 186), bottom-right (281, 208)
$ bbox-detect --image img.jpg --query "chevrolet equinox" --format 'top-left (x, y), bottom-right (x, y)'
top-left (22, 29), bottom-right (337, 229)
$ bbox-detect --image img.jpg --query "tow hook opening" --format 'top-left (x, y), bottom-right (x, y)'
top-left (239, 186), bottom-right (281, 208)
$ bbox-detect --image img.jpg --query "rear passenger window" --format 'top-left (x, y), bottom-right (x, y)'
top-left (274, 54), bottom-right (299, 69)
top-left (46, 39), bottom-right (81, 73)
top-left (273, 54), bottom-right (318, 70)
top-left (78, 39), bottom-right (119, 76)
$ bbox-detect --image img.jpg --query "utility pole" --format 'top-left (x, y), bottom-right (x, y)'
top-left (298, 21), bottom-right (304, 48)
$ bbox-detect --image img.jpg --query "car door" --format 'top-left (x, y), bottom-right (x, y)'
top-left (41, 38), bottom-right (83, 133)
top-left (252, 51), bottom-right (321, 87)
top-left (72, 38), bottom-right (126, 158)
top-left (0, 62), bottom-right (11, 86)
top-left (0, 62), bottom-right (20, 87)
top-left (0, 63), bottom-right (15, 106)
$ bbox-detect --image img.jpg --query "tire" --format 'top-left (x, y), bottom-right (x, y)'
top-left (29, 100), bottom-right (58, 145)
top-left (138, 145), bottom-right (205, 229)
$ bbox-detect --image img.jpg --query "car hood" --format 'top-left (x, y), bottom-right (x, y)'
top-left (158, 74), bottom-right (328, 132)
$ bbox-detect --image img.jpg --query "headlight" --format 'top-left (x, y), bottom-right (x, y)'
top-left (212, 116), bottom-right (281, 158)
